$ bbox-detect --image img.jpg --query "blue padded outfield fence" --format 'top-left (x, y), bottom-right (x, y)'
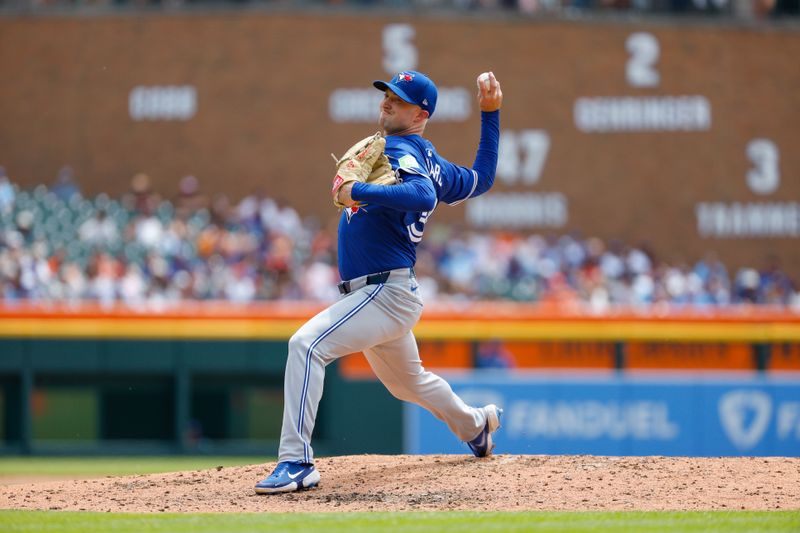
top-left (405, 373), bottom-right (800, 457)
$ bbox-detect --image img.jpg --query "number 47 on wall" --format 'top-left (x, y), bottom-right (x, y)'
top-left (496, 130), bottom-right (551, 187)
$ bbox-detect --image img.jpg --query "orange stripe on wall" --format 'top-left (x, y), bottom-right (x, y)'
top-left (626, 342), bottom-right (753, 370)
top-left (504, 341), bottom-right (616, 369)
top-left (2, 317), bottom-right (800, 342)
top-left (770, 343), bottom-right (800, 371)
top-left (338, 341), bottom-right (473, 379)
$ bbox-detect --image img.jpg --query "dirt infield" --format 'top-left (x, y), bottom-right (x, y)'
top-left (1, 455), bottom-right (798, 513)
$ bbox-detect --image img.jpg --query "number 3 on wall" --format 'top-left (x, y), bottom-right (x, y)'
top-left (626, 32), bottom-right (660, 88)
top-left (747, 139), bottom-right (780, 195)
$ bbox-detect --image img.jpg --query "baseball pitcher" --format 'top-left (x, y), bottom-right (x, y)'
top-left (256, 70), bottom-right (504, 494)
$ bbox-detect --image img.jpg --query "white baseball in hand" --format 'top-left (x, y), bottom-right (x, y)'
top-left (477, 72), bottom-right (492, 91)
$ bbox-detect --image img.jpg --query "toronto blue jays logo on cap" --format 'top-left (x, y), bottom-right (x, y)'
top-left (373, 70), bottom-right (438, 117)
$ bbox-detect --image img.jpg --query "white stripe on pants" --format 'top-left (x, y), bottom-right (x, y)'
top-left (278, 275), bottom-right (485, 464)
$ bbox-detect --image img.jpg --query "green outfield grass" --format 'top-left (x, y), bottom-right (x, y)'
top-left (0, 510), bottom-right (798, 532)
top-left (0, 456), bottom-right (267, 477)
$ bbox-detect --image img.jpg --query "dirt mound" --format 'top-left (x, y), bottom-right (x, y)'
top-left (1, 455), bottom-right (798, 513)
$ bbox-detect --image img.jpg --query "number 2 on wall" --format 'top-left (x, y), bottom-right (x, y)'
top-left (626, 32), bottom-right (660, 88)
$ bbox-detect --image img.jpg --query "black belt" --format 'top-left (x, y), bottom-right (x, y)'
top-left (337, 271), bottom-right (391, 295)
top-left (337, 268), bottom-right (414, 295)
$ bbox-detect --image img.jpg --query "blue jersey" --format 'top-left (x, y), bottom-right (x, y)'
top-left (337, 111), bottom-right (500, 281)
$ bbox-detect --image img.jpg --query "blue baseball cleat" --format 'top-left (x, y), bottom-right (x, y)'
top-left (467, 404), bottom-right (502, 458)
top-left (254, 461), bottom-right (320, 494)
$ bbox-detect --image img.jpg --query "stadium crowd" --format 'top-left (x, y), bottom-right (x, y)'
top-left (0, 168), bottom-right (797, 308)
top-left (0, 0), bottom-right (797, 18)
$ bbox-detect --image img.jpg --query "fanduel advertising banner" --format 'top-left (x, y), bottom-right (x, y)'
top-left (404, 375), bottom-right (800, 456)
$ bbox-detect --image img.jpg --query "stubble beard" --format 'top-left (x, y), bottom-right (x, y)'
top-left (378, 112), bottom-right (394, 135)
top-left (379, 112), bottom-right (413, 136)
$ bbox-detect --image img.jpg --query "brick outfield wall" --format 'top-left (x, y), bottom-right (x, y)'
top-left (1, 13), bottom-right (798, 274)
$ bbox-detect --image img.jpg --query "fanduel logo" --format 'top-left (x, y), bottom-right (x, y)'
top-left (506, 400), bottom-right (679, 440)
top-left (718, 390), bottom-right (772, 450)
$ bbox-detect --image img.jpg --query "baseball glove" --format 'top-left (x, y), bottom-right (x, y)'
top-left (331, 132), bottom-right (397, 209)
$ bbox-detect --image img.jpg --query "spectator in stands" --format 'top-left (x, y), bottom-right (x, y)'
top-left (209, 193), bottom-right (232, 228)
top-left (693, 252), bottom-right (730, 305)
top-left (0, 180), bottom-right (798, 308)
top-left (174, 174), bottom-right (208, 220)
top-left (0, 167), bottom-right (14, 215)
top-left (78, 209), bottom-right (119, 248)
top-left (131, 205), bottom-right (164, 250)
top-left (60, 260), bottom-right (88, 302)
top-left (119, 263), bottom-right (147, 304)
top-left (51, 165), bottom-right (80, 202)
top-left (223, 261), bottom-right (257, 303)
top-left (299, 251), bottom-right (340, 302)
top-left (475, 340), bottom-right (516, 369)
top-left (236, 187), bottom-right (267, 236)
top-left (759, 256), bottom-right (796, 305)
top-left (0, 236), bottom-right (25, 300)
top-left (734, 268), bottom-right (760, 303)
top-left (123, 172), bottom-right (161, 216)
top-left (86, 252), bottom-right (118, 306)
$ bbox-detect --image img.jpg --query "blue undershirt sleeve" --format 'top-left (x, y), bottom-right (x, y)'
top-left (471, 110), bottom-right (500, 197)
top-left (351, 177), bottom-right (436, 212)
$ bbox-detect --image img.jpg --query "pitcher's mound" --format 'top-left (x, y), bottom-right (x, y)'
top-left (1, 454), bottom-right (798, 513)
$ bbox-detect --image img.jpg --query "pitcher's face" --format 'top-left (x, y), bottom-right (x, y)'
top-left (378, 90), bottom-right (427, 135)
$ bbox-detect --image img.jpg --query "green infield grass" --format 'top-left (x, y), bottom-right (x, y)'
top-left (0, 510), bottom-right (798, 532)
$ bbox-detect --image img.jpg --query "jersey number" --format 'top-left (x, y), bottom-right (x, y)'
top-left (407, 208), bottom-right (434, 243)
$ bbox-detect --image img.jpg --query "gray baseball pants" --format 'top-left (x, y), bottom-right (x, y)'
top-left (278, 268), bottom-right (486, 464)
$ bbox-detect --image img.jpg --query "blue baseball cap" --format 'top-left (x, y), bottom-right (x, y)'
top-left (373, 71), bottom-right (438, 117)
